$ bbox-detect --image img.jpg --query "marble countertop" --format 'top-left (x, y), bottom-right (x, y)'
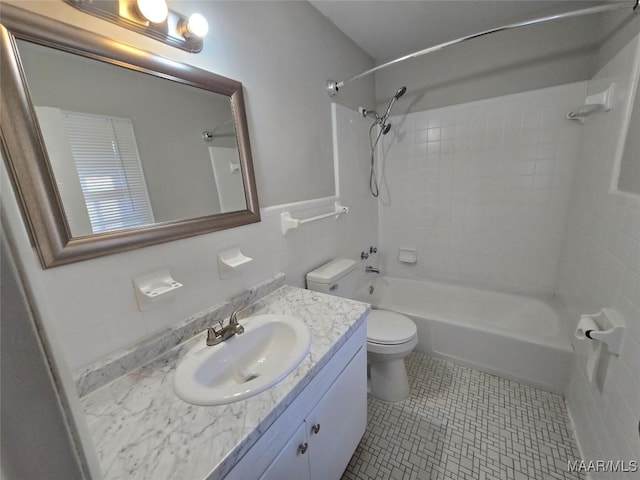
top-left (81, 284), bottom-right (370, 480)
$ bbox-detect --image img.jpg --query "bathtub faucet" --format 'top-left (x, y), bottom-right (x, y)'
top-left (366, 266), bottom-right (380, 274)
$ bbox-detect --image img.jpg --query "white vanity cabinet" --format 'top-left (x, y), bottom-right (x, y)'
top-left (259, 422), bottom-right (310, 480)
top-left (306, 344), bottom-right (367, 480)
top-left (260, 347), bottom-right (366, 480)
top-left (224, 322), bottom-right (367, 480)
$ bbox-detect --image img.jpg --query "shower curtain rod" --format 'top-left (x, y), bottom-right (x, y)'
top-left (326, 0), bottom-right (640, 97)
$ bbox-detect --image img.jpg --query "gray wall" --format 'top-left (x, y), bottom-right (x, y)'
top-left (1, 233), bottom-right (88, 480)
top-left (210, 1), bottom-right (375, 205)
top-left (596, 6), bottom-right (640, 70)
top-left (374, 13), bottom-right (601, 113)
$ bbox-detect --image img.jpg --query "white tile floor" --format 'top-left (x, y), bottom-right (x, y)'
top-left (342, 353), bottom-right (583, 480)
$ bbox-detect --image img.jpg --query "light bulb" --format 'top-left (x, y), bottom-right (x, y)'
top-left (136, 0), bottom-right (168, 24)
top-left (186, 13), bottom-right (209, 38)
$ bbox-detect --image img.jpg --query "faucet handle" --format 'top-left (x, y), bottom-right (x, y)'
top-left (206, 322), bottom-right (223, 345)
top-left (206, 328), bottom-right (215, 343)
top-left (229, 309), bottom-right (245, 334)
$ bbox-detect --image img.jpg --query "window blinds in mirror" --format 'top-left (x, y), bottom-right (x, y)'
top-left (37, 107), bottom-right (155, 235)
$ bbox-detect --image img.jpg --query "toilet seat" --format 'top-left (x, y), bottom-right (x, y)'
top-left (367, 310), bottom-right (417, 345)
top-left (306, 258), bottom-right (418, 402)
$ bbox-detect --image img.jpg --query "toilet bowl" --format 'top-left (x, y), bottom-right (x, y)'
top-left (306, 258), bottom-right (418, 402)
top-left (366, 310), bottom-right (418, 402)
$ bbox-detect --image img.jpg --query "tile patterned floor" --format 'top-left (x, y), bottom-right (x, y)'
top-left (342, 353), bottom-right (583, 480)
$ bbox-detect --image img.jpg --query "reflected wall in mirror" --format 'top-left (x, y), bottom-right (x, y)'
top-left (0, 6), bottom-right (260, 267)
top-left (612, 37), bottom-right (640, 197)
top-left (20, 40), bottom-right (247, 236)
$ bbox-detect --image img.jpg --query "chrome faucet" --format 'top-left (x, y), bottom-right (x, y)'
top-left (206, 309), bottom-right (245, 346)
top-left (365, 266), bottom-right (380, 274)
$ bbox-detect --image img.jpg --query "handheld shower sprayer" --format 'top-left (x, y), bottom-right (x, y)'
top-left (358, 85), bottom-right (406, 135)
top-left (382, 86), bottom-right (407, 128)
top-left (362, 85), bottom-right (408, 198)
top-left (395, 86), bottom-right (408, 98)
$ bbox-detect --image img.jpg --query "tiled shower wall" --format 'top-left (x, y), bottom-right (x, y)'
top-left (378, 83), bottom-right (587, 295)
top-left (557, 35), bottom-right (640, 473)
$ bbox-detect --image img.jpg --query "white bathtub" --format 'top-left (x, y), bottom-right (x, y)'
top-left (358, 276), bottom-right (573, 393)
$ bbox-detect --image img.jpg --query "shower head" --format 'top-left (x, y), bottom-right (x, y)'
top-left (360, 85), bottom-right (407, 134)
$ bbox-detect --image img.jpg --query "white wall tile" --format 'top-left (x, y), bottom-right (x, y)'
top-left (557, 35), bottom-right (640, 474)
top-left (379, 82), bottom-right (587, 295)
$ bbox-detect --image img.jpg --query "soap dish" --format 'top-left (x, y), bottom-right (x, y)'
top-left (133, 269), bottom-right (183, 310)
top-left (398, 248), bottom-right (417, 264)
top-left (218, 246), bottom-right (253, 278)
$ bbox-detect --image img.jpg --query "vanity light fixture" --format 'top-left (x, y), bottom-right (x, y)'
top-left (64, 0), bottom-right (208, 53)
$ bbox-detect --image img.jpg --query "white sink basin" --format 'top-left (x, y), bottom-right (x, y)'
top-left (173, 314), bottom-right (311, 406)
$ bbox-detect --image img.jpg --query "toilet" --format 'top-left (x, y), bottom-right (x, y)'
top-left (306, 258), bottom-right (418, 402)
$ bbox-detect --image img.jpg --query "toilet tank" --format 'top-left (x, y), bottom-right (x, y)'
top-left (306, 258), bottom-right (359, 299)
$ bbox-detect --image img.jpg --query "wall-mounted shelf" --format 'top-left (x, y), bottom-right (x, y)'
top-left (281, 202), bottom-right (349, 235)
top-left (567, 84), bottom-right (614, 121)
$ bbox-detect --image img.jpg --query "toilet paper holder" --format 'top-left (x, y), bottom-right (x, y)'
top-left (575, 308), bottom-right (626, 355)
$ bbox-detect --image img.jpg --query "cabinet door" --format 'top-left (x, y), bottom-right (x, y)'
top-left (258, 421), bottom-right (310, 480)
top-left (307, 347), bottom-right (367, 480)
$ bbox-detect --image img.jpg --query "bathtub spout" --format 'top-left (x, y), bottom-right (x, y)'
top-left (366, 266), bottom-right (380, 274)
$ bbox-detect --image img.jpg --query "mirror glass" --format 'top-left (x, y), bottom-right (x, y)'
top-left (615, 68), bottom-right (640, 195)
top-left (18, 40), bottom-right (247, 237)
top-left (612, 40), bottom-right (640, 197)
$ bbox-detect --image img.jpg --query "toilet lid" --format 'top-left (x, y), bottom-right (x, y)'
top-left (367, 310), bottom-right (417, 345)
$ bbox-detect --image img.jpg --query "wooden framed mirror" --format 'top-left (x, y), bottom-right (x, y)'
top-left (0, 4), bottom-right (260, 268)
